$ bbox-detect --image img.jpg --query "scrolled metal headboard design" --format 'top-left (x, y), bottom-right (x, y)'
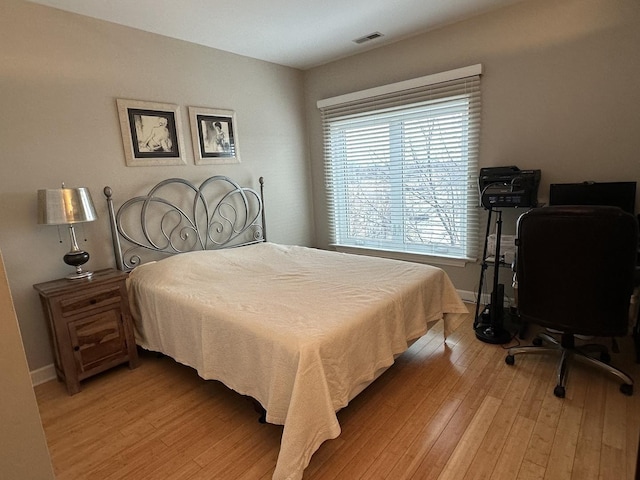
top-left (104, 176), bottom-right (266, 271)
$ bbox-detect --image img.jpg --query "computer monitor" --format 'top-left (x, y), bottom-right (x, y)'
top-left (549, 181), bottom-right (636, 215)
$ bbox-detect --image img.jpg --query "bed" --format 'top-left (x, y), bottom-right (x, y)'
top-left (104, 176), bottom-right (468, 480)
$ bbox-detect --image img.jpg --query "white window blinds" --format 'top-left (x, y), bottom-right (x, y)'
top-left (318, 65), bottom-right (481, 261)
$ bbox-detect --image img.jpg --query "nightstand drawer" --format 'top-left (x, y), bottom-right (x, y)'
top-left (68, 309), bottom-right (127, 374)
top-left (60, 286), bottom-right (121, 317)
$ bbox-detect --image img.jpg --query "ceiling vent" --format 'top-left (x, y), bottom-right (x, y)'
top-left (353, 32), bottom-right (384, 44)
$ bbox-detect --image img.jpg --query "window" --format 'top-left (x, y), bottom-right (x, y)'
top-left (318, 65), bottom-right (481, 262)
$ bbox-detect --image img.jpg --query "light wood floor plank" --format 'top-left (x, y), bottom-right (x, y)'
top-left (463, 355), bottom-right (540, 479)
top-left (519, 367), bottom-right (565, 471)
top-left (491, 414), bottom-right (536, 480)
top-left (571, 372), bottom-right (606, 480)
top-left (600, 377), bottom-right (634, 480)
top-left (437, 395), bottom-right (503, 480)
top-left (408, 348), bottom-right (510, 479)
top-left (543, 364), bottom-right (587, 479)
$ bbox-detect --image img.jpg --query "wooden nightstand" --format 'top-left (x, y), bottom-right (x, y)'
top-left (34, 268), bottom-right (139, 395)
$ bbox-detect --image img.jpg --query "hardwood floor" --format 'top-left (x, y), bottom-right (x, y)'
top-left (35, 304), bottom-right (640, 479)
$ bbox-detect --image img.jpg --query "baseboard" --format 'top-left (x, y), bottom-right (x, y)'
top-left (31, 364), bottom-right (56, 387)
top-left (458, 289), bottom-right (485, 304)
top-left (459, 289), bottom-right (513, 308)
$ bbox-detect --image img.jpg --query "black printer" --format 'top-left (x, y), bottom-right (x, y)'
top-left (479, 166), bottom-right (541, 209)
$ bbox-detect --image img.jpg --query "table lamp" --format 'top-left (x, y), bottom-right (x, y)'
top-left (37, 185), bottom-right (98, 279)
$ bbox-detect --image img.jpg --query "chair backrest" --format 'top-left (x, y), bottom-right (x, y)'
top-left (516, 206), bottom-right (638, 337)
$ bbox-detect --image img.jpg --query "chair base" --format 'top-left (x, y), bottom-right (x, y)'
top-left (506, 332), bottom-right (634, 398)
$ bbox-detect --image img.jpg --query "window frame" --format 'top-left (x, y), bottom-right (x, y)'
top-left (318, 65), bottom-right (482, 266)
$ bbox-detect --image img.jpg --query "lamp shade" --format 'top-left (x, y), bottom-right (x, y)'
top-left (37, 187), bottom-right (98, 225)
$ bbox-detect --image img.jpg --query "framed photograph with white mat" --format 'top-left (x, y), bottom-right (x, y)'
top-left (116, 99), bottom-right (186, 166)
top-left (189, 106), bottom-right (240, 165)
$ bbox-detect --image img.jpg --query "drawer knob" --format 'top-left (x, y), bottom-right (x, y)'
top-left (90, 299), bottom-right (97, 305)
top-left (73, 346), bottom-right (80, 352)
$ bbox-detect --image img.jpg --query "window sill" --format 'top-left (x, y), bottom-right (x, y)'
top-left (331, 245), bottom-right (475, 268)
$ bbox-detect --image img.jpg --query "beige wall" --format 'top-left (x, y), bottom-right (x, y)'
top-left (1, 0), bottom-right (313, 371)
top-left (0, 250), bottom-right (55, 479)
top-left (304, 0), bottom-right (640, 294)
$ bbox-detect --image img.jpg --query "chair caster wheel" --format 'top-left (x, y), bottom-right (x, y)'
top-left (620, 383), bottom-right (633, 396)
top-left (505, 355), bottom-right (515, 365)
top-left (553, 385), bottom-right (565, 398)
top-left (600, 352), bottom-right (611, 363)
top-left (532, 337), bottom-right (543, 346)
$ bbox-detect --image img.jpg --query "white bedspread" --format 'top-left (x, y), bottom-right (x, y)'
top-left (127, 243), bottom-right (468, 480)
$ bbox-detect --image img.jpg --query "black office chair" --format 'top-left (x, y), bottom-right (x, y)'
top-left (505, 206), bottom-right (637, 398)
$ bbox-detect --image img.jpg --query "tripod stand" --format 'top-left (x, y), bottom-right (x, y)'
top-left (474, 207), bottom-right (512, 344)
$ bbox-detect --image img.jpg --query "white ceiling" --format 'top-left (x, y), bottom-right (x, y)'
top-left (27, 0), bottom-right (528, 70)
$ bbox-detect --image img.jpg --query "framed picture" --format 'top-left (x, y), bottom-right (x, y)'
top-left (116, 99), bottom-right (186, 166)
top-left (188, 106), bottom-right (240, 164)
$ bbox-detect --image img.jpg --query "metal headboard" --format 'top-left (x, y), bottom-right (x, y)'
top-left (104, 176), bottom-right (266, 271)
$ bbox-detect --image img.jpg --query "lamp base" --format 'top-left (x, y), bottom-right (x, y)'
top-left (66, 269), bottom-right (93, 280)
top-left (63, 250), bottom-right (92, 280)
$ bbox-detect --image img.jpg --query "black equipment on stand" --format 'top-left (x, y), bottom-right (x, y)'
top-left (474, 166), bottom-right (541, 344)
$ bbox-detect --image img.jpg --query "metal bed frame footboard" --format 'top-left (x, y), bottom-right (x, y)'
top-left (104, 176), bottom-right (266, 271)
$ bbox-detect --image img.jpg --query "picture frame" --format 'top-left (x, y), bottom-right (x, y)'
top-left (116, 99), bottom-right (186, 166)
top-left (188, 106), bottom-right (240, 165)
